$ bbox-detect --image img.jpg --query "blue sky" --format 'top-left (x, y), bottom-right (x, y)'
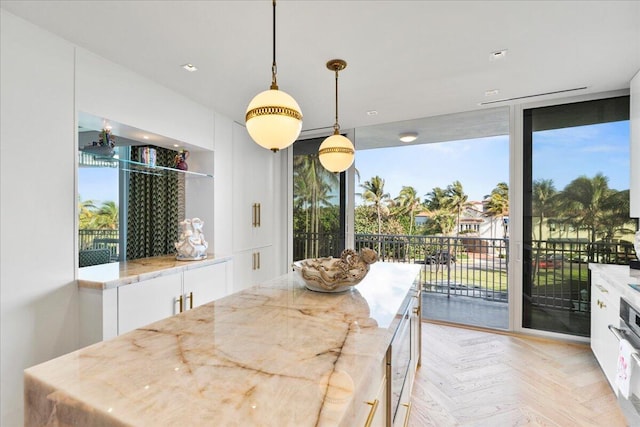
top-left (355, 120), bottom-right (630, 205)
top-left (78, 168), bottom-right (119, 205)
top-left (533, 121), bottom-right (630, 191)
top-left (356, 135), bottom-right (509, 204)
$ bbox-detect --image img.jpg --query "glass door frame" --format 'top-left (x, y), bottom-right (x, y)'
top-left (510, 89), bottom-right (630, 341)
top-left (286, 129), bottom-right (356, 266)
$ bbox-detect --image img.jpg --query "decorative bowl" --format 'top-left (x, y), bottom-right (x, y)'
top-left (292, 248), bottom-right (378, 293)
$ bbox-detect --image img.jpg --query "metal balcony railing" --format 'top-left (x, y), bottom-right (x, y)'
top-left (78, 229), bottom-right (119, 262)
top-left (293, 232), bottom-right (637, 315)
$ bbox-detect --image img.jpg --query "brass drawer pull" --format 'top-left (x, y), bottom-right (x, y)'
top-left (402, 401), bottom-right (412, 427)
top-left (176, 295), bottom-right (184, 313)
top-left (363, 399), bottom-right (379, 427)
top-left (186, 291), bottom-right (193, 310)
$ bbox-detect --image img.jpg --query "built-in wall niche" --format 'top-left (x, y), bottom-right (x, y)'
top-left (77, 112), bottom-right (213, 267)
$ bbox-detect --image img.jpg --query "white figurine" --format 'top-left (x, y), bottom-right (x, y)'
top-left (175, 218), bottom-right (208, 261)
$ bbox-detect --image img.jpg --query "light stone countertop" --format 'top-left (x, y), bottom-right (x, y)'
top-left (26, 262), bottom-right (422, 427)
top-left (589, 263), bottom-right (640, 307)
top-left (78, 253), bottom-right (233, 290)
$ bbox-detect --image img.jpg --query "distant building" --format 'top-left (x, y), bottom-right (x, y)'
top-left (415, 200), bottom-right (509, 239)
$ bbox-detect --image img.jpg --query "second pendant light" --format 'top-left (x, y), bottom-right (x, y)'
top-left (318, 59), bottom-right (355, 173)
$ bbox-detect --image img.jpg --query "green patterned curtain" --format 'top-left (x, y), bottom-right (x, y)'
top-left (127, 146), bottom-right (182, 260)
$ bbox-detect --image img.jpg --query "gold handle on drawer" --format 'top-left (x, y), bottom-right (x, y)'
top-left (252, 253), bottom-right (256, 270)
top-left (186, 291), bottom-right (193, 309)
top-left (176, 295), bottom-right (184, 313)
top-left (257, 203), bottom-right (261, 227)
top-left (401, 401), bottom-right (412, 427)
top-left (363, 399), bottom-right (379, 427)
top-left (257, 251), bottom-right (261, 269)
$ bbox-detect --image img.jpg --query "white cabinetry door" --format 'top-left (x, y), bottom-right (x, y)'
top-left (118, 274), bottom-right (183, 335)
top-left (183, 263), bottom-right (228, 308)
top-left (232, 246), bottom-right (274, 293)
top-left (232, 122), bottom-right (274, 252)
top-left (590, 273), bottom-right (621, 390)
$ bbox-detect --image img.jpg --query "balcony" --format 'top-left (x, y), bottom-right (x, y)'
top-left (295, 232), bottom-right (636, 332)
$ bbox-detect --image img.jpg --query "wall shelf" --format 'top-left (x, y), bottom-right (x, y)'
top-left (80, 151), bottom-right (214, 178)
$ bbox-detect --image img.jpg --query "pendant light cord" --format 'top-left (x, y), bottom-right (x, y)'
top-left (333, 68), bottom-right (340, 134)
top-left (271, 0), bottom-right (278, 90)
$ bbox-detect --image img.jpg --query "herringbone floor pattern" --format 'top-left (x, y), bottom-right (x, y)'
top-left (408, 322), bottom-right (627, 427)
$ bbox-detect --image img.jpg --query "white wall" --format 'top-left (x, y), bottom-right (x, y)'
top-left (76, 49), bottom-right (214, 152)
top-left (1, 11), bottom-right (77, 426)
top-left (0, 10), bottom-right (231, 426)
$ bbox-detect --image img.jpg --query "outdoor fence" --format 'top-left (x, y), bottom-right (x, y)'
top-left (293, 232), bottom-right (637, 315)
top-left (78, 229), bottom-right (119, 262)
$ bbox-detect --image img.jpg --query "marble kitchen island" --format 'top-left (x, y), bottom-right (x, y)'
top-left (25, 262), bottom-right (422, 427)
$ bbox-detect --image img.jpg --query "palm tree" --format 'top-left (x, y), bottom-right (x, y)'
top-left (293, 154), bottom-right (339, 257)
top-left (532, 179), bottom-right (556, 241)
top-left (359, 176), bottom-right (390, 236)
top-left (91, 201), bottom-right (119, 229)
top-left (424, 187), bottom-right (448, 211)
top-left (445, 181), bottom-right (469, 237)
top-left (395, 186), bottom-right (421, 235)
top-left (558, 173), bottom-right (611, 243)
top-left (78, 197), bottom-right (97, 229)
top-left (486, 182), bottom-right (509, 239)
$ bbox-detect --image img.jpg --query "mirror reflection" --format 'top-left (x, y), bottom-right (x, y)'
top-left (77, 113), bottom-right (198, 268)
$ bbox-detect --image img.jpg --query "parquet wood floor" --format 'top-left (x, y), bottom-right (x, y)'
top-left (408, 321), bottom-right (627, 427)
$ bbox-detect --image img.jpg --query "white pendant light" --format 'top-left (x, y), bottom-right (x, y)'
top-left (245, 0), bottom-right (303, 152)
top-left (319, 59), bottom-right (355, 173)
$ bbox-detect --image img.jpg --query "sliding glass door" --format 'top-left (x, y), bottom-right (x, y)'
top-left (523, 96), bottom-right (632, 337)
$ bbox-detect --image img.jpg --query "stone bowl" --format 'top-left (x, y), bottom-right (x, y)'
top-left (292, 248), bottom-right (378, 293)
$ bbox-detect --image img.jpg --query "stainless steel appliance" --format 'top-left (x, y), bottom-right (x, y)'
top-left (387, 302), bottom-right (413, 424)
top-left (610, 297), bottom-right (640, 425)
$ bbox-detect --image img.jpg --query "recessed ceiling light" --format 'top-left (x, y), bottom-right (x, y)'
top-left (181, 63), bottom-right (198, 72)
top-left (366, 110), bottom-right (378, 116)
top-left (143, 135), bottom-right (149, 140)
top-left (489, 50), bottom-right (507, 61)
top-left (399, 132), bottom-right (418, 143)
top-left (485, 89), bottom-right (499, 96)
top-left (173, 144), bottom-right (180, 148)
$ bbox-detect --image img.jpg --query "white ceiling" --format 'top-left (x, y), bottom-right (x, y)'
top-left (2, 0), bottom-right (639, 149)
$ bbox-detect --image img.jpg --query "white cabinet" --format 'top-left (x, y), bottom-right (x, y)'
top-left (630, 69), bottom-right (640, 218)
top-left (354, 362), bottom-right (387, 427)
top-left (231, 122), bottom-right (278, 286)
top-left (79, 260), bottom-right (231, 346)
top-left (232, 122), bottom-right (274, 252)
top-left (591, 272), bottom-right (621, 390)
top-left (232, 246), bottom-right (274, 293)
top-left (118, 274), bottom-right (183, 335)
top-left (183, 262), bottom-right (229, 307)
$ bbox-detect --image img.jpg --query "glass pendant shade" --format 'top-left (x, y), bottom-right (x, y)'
top-left (246, 88), bottom-right (303, 152)
top-left (318, 133), bottom-right (355, 173)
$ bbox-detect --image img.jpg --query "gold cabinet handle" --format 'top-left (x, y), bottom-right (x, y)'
top-left (363, 399), bottom-right (379, 427)
top-left (252, 253), bottom-right (256, 270)
top-left (402, 401), bottom-right (412, 427)
top-left (176, 295), bottom-right (184, 313)
top-left (186, 291), bottom-right (193, 310)
top-left (257, 251), bottom-right (261, 269)
top-left (252, 203), bottom-right (257, 227)
top-left (257, 203), bottom-right (261, 227)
